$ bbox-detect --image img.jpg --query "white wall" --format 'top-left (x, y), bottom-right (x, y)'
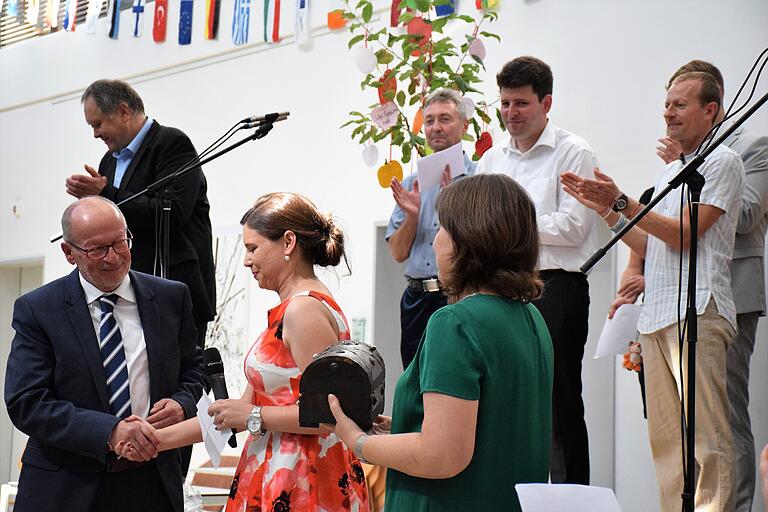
top-left (1, 0), bottom-right (767, 510)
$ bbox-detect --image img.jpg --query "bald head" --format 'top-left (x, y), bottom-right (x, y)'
top-left (61, 197), bottom-right (132, 292)
top-left (62, 196), bottom-right (126, 245)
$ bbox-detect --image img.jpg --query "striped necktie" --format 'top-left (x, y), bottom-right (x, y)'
top-left (99, 294), bottom-right (132, 418)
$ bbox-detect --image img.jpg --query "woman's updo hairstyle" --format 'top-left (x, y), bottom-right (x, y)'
top-left (436, 173), bottom-right (543, 302)
top-left (240, 192), bottom-right (348, 269)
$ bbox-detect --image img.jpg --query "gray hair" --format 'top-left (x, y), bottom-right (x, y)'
top-left (424, 88), bottom-right (470, 120)
top-left (62, 196), bottom-right (125, 243)
top-left (81, 79), bottom-right (145, 115)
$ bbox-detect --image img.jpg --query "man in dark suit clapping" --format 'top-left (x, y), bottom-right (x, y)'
top-left (66, 79), bottom-right (216, 349)
top-left (4, 196), bottom-right (205, 512)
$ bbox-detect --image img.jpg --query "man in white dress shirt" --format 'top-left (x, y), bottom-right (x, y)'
top-left (477, 56), bottom-right (599, 484)
top-left (562, 71), bottom-right (745, 511)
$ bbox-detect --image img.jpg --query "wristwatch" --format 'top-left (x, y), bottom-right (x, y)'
top-left (612, 193), bottom-right (629, 212)
top-left (246, 406), bottom-right (265, 436)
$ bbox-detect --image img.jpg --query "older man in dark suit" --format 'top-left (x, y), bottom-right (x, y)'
top-left (4, 196), bottom-right (205, 512)
top-left (65, 79), bottom-right (216, 350)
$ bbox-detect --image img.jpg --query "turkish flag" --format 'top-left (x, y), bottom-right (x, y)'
top-left (153, 0), bottom-right (168, 42)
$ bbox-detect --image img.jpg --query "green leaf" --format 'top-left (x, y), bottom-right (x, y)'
top-left (362, 3), bottom-right (373, 22)
top-left (414, 0), bottom-right (430, 12)
top-left (480, 30), bottom-right (501, 42)
top-left (431, 16), bottom-right (448, 32)
top-left (398, 11), bottom-right (415, 24)
top-left (396, 90), bottom-right (406, 107)
top-left (348, 34), bottom-right (365, 48)
top-left (405, 0), bottom-right (418, 10)
top-left (375, 49), bottom-right (394, 65)
top-left (477, 109), bottom-right (491, 124)
top-left (455, 14), bottom-right (474, 23)
top-left (402, 143), bottom-right (412, 163)
top-left (383, 89), bottom-right (396, 101)
top-left (409, 95), bottom-right (421, 106)
top-left (462, 132), bottom-right (474, 142)
top-left (495, 107), bottom-right (505, 130)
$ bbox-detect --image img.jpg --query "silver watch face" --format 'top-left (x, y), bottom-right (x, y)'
top-left (247, 408), bottom-right (262, 435)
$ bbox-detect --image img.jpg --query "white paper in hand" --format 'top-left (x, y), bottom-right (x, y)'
top-left (416, 142), bottom-right (464, 191)
top-left (516, 483), bottom-right (623, 512)
top-left (593, 304), bottom-right (642, 359)
top-left (196, 393), bottom-right (232, 468)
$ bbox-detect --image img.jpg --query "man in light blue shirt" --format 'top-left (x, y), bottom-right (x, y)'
top-left (385, 88), bottom-right (476, 368)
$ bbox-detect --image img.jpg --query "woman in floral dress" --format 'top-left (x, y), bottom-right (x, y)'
top-left (117, 192), bottom-right (369, 512)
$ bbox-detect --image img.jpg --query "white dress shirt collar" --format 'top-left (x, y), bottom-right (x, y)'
top-left (502, 119), bottom-right (556, 156)
top-left (79, 272), bottom-right (135, 305)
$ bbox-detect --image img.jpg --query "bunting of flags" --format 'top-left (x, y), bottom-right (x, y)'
top-left (294, 0), bottom-right (309, 44)
top-left (152, 0), bottom-right (168, 42)
top-left (263, 0), bottom-right (280, 42)
top-left (204, 0), bottom-right (220, 39)
top-left (178, 0), bottom-right (193, 44)
top-left (83, 0), bottom-right (103, 33)
top-left (434, 0), bottom-right (454, 16)
top-left (63, 0), bottom-right (78, 30)
top-left (232, 0), bottom-right (251, 45)
top-left (107, 0), bottom-right (120, 38)
top-left (44, 0), bottom-right (60, 28)
top-left (131, 0), bottom-right (145, 36)
top-left (7, 0), bottom-right (19, 17)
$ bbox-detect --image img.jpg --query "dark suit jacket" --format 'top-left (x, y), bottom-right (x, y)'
top-left (4, 269), bottom-right (206, 512)
top-left (98, 121), bottom-right (216, 327)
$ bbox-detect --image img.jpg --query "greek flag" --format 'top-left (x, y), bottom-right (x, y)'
top-left (232, 0), bottom-right (251, 46)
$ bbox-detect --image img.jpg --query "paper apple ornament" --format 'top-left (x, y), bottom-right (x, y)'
top-left (411, 108), bottom-right (423, 134)
top-left (377, 70), bottom-right (397, 105)
top-left (407, 17), bottom-right (432, 56)
top-left (377, 160), bottom-right (403, 188)
top-left (362, 144), bottom-right (379, 167)
top-left (474, 131), bottom-right (492, 159)
top-left (351, 45), bottom-right (377, 74)
top-left (468, 38), bottom-right (486, 61)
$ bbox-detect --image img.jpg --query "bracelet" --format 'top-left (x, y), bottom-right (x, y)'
top-left (608, 213), bottom-right (628, 234)
top-left (598, 207), bottom-right (612, 219)
top-left (354, 433), bottom-right (370, 464)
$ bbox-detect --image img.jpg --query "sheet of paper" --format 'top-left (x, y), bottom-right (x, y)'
top-left (593, 303), bottom-right (642, 359)
top-left (516, 483), bottom-right (622, 512)
top-left (416, 141), bottom-right (464, 191)
top-left (196, 393), bottom-right (232, 468)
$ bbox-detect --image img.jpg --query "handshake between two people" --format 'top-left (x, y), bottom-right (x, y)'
top-left (108, 397), bottom-right (254, 462)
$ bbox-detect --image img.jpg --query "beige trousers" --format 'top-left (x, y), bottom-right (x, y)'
top-left (640, 299), bottom-right (735, 512)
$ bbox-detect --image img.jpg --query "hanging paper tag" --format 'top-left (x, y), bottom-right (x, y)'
top-left (178, 0), bottom-right (193, 44)
top-left (371, 102), bottom-right (400, 130)
top-left (84, 0), bottom-right (104, 33)
top-left (294, 0), bottom-right (309, 44)
top-left (152, 0), bottom-right (168, 41)
top-left (326, 0), bottom-right (344, 29)
top-left (434, 0), bottom-right (453, 16)
top-left (204, 0), bottom-right (221, 39)
top-left (232, 0), bottom-right (251, 45)
top-left (263, 0), bottom-right (280, 42)
top-left (131, 0), bottom-right (145, 36)
top-left (107, 0), bottom-right (120, 39)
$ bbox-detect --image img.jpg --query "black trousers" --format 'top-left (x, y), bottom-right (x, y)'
top-left (399, 287), bottom-right (448, 369)
top-left (93, 464), bottom-right (175, 512)
top-left (533, 270), bottom-right (591, 484)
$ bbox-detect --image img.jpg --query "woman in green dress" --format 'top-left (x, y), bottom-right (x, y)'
top-left (327, 173), bottom-right (554, 511)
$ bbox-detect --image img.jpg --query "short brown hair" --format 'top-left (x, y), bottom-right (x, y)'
top-left (436, 174), bottom-right (543, 302)
top-left (667, 60), bottom-right (724, 96)
top-left (496, 56), bottom-right (553, 101)
top-left (240, 192), bottom-right (348, 269)
top-left (671, 71), bottom-right (722, 111)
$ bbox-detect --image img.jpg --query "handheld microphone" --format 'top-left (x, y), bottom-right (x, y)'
top-left (202, 347), bottom-right (238, 448)
top-left (239, 111), bottom-right (290, 125)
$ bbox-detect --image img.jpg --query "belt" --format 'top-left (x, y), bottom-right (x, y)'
top-left (407, 277), bottom-right (441, 293)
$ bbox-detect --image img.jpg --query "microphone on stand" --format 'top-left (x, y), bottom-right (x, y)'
top-left (240, 111), bottom-right (290, 125)
top-left (202, 347), bottom-right (238, 448)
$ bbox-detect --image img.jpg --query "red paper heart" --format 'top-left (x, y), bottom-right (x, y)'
top-left (474, 131), bottom-right (493, 159)
top-left (377, 70), bottom-right (398, 105)
top-left (407, 17), bottom-right (432, 56)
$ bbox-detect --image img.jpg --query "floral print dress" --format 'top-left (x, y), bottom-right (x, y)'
top-left (226, 291), bottom-right (370, 512)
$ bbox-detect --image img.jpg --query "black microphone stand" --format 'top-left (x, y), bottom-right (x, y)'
top-left (51, 121), bottom-right (277, 274)
top-left (581, 89), bottom-right (768, 512)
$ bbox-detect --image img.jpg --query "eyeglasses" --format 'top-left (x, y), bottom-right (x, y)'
top-left (67, 233), bottom-right (133, 260)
